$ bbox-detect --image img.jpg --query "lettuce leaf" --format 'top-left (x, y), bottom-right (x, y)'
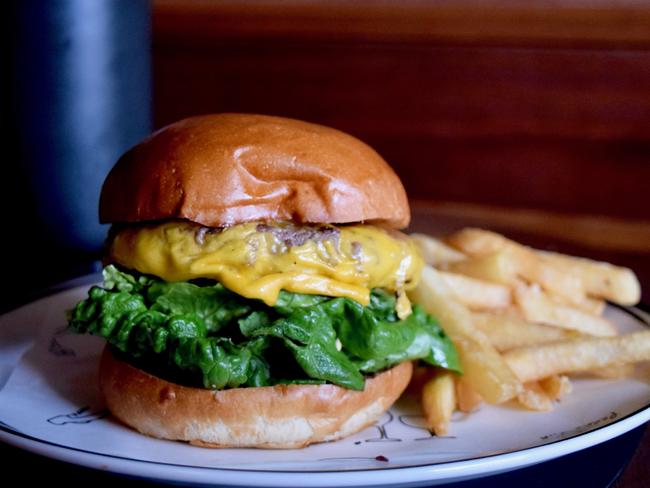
top-left (69, 266), bottom-right (460, 390)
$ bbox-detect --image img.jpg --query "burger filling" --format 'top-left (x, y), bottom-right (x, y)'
top-left (69, 221), bottom-right (460, 391)
top-left (107, 221), bottom-right (421, 318)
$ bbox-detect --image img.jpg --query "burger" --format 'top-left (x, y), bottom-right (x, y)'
top-left (68, 113), bottom-right (460, 448)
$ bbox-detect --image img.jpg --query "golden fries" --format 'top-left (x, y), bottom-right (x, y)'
top-left (513, 250), bottom-right (585, 306)
top-left (439, 271), bottom-right (511, 311)
top-left (409, 266), bottom-right (522, 404)
top-left (446, 250), bottom-right (518, 285)
top-left (472, 311), bottom-right (579, 351)
top-left (421, 370), bottom-right (456, 436)
top-left (539, 375), bottom-right (572, 401)
top-left (411, 233), bottom-right (466, 266)
top-left (517, 382), bottom-right (553, 412)
top-left (455, 376), bottom-right (483, 412)
top-left (503, 331), bottom-right (650, 382)
top-left (446, 228), bottom-right (509, 255)
top-left (447, 228), bottom-right (586, 305)
top-left (408, 226), bottom-right (644, 436)
top-left (537, 250), bottom-right (641, 305)
top-left (588, 364), bottom-right (635, 380)
top-left (447, 227), bottom-right (641, 305)
top-left (514, 283), bottom-right (617, 337)
top-left (548, 292), bottom-right (605, 316)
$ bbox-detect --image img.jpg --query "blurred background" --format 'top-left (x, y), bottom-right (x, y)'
top-left (4, 0), bottom-right (650, 308)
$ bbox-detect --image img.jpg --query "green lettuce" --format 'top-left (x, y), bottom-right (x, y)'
top-left (69, 266), bottom-right (460, 390)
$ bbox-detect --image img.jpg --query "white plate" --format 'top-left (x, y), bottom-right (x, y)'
top-left (0, 280), bottom-right (649, 487)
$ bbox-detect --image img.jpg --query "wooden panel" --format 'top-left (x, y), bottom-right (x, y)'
top-left (153, 33), bottom-right (650, 218)
top-left (154, 43), bottom-right (650, 140)
top-left (391, 137), bottom-right (650, 219)
top-left (154, 0), bottom-right (650, 48)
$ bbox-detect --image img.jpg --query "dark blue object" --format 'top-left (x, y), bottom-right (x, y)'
top-left (10, 0), bottom-right (151, 251)
top-left (5, 0), bottom-right (151, 306)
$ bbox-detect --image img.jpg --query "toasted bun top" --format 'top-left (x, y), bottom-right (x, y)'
top-left (100, 114), bottom-right (409, 228)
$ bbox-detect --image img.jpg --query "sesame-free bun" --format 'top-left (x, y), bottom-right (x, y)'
top-left (99, 114), bottom-right (409, 228)
top-left (99, 347), bottom-right (413, 449)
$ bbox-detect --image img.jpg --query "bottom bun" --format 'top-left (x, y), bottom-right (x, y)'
top-left (99, 347), bottom-right (413, 448)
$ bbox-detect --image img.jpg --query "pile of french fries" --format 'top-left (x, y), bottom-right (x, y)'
top-left (408, 228), bottom-right (646, 436)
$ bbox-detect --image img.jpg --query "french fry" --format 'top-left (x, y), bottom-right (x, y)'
top-left (414, 227), bottom-right (644, 423)
top-left (411, 233), bottom-right (466, 266)
top-left (539, 375), bottom-right (572, 401)
top-left (446, 228), bottom-right (509, 256)
top-left (449, 228), bottom-right (641, 306)
top-left (448, 228), bottom-right (586, 305)
top-left (513, 249), bottom-right (586, 306)
top-left (422, 370), bottom-right (456, 436)
top-left (455, 375), bottom-right (483, 412)
top-left (514, 283), bottom-right (617, 337)
top-left (446, 250), bottom-right (518, 286)
top-left (439, 271), bottom-right (511, 310)
top-left (586, 364), bottom-right (635, 380)
top-left (549, 292), bottom-right (606, 316)
top-left (472, 311), bottom-right (580, 351)
top-left (517, 382), bottom-right (554, 411)
top-left (503, 331), bottom-right (650, 382)
top-left (409, 266), bottom-right (522, 404)
top-left (537, 250), bottom-right (641, 305)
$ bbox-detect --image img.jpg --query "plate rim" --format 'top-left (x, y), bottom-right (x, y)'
top-left (1, 275), bottom-right (649, 486)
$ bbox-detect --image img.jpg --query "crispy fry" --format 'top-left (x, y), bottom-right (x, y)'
top-left (455, 375), bottom-right (483, 412)
top-left (503, 331), bottom-right (650, 382)
top-left (472, 311), bottom-right (579, 351)
top-left (422, 370), bottom-right (456, 436)
top-left (517, 382), bottom-right (554, 411)
top-left (446, 228), bottom-right (510, 255)
top-left (411, 233), bottom-right (467, 266)
top-left (447, 228), bottom-right (586, 305)
top-left (409, 266), bottom-right (522, 404)
top-left (414, 227), bottom-right (644, 424)
top-left (449, 228), bottom-right (641, 306)
top-left (539, 375), bottom-right (572, 401)
top-left (514, 283), bottom-right (617, 337)
top-left (439, 271), bottom-right (511, 310)
top-left (513, 248), bottom-right (586, 306)
top-left (446, 250), bottom-right (518, 286)
top-left (549, 292), bottom-right (606, 316)
top-left (537, 250), bottom-right (641, 305)
top-left (586, 364), bottom-right (635, 380)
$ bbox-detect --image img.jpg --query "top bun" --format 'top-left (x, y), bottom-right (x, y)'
top-left (99, 114), bottom-right (409, 228)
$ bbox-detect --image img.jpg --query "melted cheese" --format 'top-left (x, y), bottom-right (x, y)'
top-left (108, 221), bottom-right (423, 314)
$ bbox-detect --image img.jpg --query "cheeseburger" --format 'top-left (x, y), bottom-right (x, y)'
top-left (69, 114), bottom-right (460, 448)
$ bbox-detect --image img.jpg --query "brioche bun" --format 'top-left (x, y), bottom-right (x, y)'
top-left (99, 113), bottom-right (409, 229)
top-left (99, 347), bottom-right (413, 449)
